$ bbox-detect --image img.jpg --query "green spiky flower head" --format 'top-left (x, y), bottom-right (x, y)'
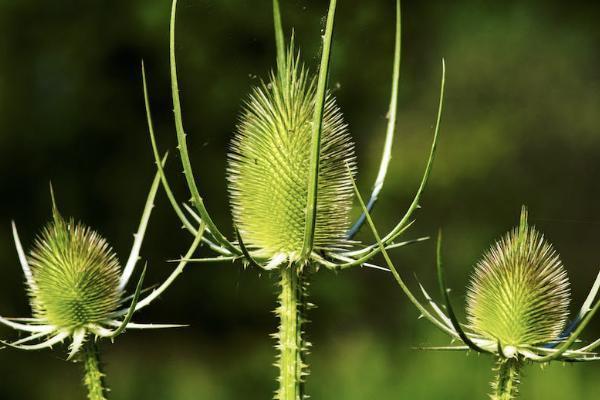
top-left (227, 51), bottom-right (356, 263)
top-left (466, 207), bottom-right (571, 347)
top-left (27, 210), bottom-right (122, 331)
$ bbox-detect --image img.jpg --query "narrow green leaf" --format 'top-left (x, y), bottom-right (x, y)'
top-left (435, 231), bottom-right (488, 354)
top-left (347, 0), bottom-right (401, 239)
top-left (114, 224), bottom-right (206, 316)
top-left (169, 0), bottom-right (240, 255)
top-left (235, 228), bottom-right (264, 269)
top-left (349, 167), bottom-right (458, 337)
top-left (120, 155), bottom-right (164, 290)
top-left (533, 291), bottom-right (600, 362)
top-left (301, 0), bottom-right (338, 260)
top-left (273, 0), bottom-right (285, 74)
top-left (142, 61), bottom-right (197, 237)
top-left (110, 267), bottom-right (146, 339)
top-left (337, 58), bottom-right (446, 269)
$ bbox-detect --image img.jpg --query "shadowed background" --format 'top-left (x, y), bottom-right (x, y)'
top-left (1, 0), bottom-right (599, 398)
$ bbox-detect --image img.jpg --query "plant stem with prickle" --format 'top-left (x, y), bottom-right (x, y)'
top-left (83, 341), bottom-right (109, 400)
top-left (275, 265), bottom-right (309, 400)
top-left (491, 357), bottom-right (522, 400)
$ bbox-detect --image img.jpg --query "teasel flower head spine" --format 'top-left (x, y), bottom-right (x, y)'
top-left (227, 47), bottom-right (357, 266)
top-left (466, 207), bottom-right (571, 348)
top-left (1, 173), bottom-right (204, 400)
top-left (359, 201), bottom-right (600, 400)
top-left (27, 209), bottom-right (123, 332)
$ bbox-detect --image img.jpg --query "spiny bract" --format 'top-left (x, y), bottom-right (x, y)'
top-left (227, 51), bottom-right (356, 262)
top-left (28, 211), bottom-right (122, 330)
top-left (466, 209), bottom-right (571, 346)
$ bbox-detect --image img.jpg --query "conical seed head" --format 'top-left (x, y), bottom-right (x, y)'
top-left (466, 209), bottom-right (571, 346)
top-left (27, 214), bottom-right (122, 329)
top-left (227, 53), bottom-right (356, 260)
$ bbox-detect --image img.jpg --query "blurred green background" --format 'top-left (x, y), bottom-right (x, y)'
top-left (1, 0), bottom-right (599, 398)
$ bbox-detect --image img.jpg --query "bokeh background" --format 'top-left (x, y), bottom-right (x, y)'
top-left (1, 0), bottom-right (600, 398)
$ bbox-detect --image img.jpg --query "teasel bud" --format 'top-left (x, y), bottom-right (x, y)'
top-left (27, 211), bottom-right (122, 331)
top-left (466, 208), bottom-right (571, 347)
top-left (2, 174), bottom-right (203, 400)
top-left (227, 50), bottom-right (357, 264)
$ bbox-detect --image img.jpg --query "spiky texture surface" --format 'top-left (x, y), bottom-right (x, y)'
top-left (83, 341), bottom-right (108, 400)
top-left (273, 267), bottom-right (311, 400)
top-left (28, 213), bottom-right (122, 329)
top-left (490, 357), bottom-right (522, 400)
top-left (466, 210), bottom-right (570, 346)
top-left (227, 52), bottom-right (356, 261)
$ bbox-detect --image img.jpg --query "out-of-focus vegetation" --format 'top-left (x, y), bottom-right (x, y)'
top-left (0, 0), bottom-right (599, 398)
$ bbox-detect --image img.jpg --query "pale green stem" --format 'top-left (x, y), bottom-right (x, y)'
top-left (490, 358), bottom-right (522, 400)
top-left (275, 266), bottom-right (308, 400)
top-left (82, 341), bottom-right (108, 400)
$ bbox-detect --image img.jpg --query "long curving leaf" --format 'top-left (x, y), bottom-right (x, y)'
top-left (111, 267), bottom-right (147, 338)
top-left (119, 159), bottom-right (164, 290)
top-left (169, 0), bottom-right (240, 255)
top-left (110, 223), bottom-right (205, 318)
top-left (435, 230), bottom-right (488, 354)
top-left (380, 59), bottom-right (445, 240)
top-left (143, 62), bottom-right (233, 256)
top-left (143, 61), bottom-right (197, 237)
top-left (301, 0), bottom-right (338, 260)
top-left (273, 0), bottom-right (286, 74)
top-left (347, 0), bottom-right (402, 239)
top-left (533, 293), bottom-right (600, 362)
top-left (333, 59), bottom-right (446, 270)
top-left (350, 168), bottom-right (458, 338)
top-left (11, 222), bottom-right (34, 288)
top-left (235, 228), bottom-right (265, 270)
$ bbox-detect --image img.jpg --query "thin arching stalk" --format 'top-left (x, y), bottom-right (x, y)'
top-left (82, 341), bottom-right (108, 400)
top-left (275, 265), bottom-right (309, 400)
top-left (491, 357), bottom-right (522, 400)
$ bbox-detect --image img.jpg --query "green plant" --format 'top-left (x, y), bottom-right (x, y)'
top-left (144, 0), bottom-right (444, 399)
top-left (0, 175), bottom-right (203, 400)
top-left (356, 196), bottom-right (600, 399)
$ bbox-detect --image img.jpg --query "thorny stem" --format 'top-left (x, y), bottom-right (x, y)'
top-left (491, 357), bottom-right (522, 400)
top-left (82, 341), bottom-right (109, 400)
top-left (275, 265), bottom-right (310, 400)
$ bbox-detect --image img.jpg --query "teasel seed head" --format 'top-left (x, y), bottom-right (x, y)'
top-left (27, 211), bottom-right (122, 330)
top-left (466, 207), bottom-right (571, 347)
top-left (227, 50), bottom-right (357, 263)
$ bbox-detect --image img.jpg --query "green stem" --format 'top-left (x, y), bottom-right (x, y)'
top-left (275, 265), bottom-right (309, 400)
top-left (490, 357), bottom-right (522, 400)
top-left (82, 341), bottom-right (109, 400)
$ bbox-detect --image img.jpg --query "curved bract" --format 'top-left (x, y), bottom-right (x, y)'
top-left (466, 211), bottom-right (571, 347)
top-left (228, 52), bottom-right (356, 262)
top-left (28, 213), bottom-right (122, 330)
